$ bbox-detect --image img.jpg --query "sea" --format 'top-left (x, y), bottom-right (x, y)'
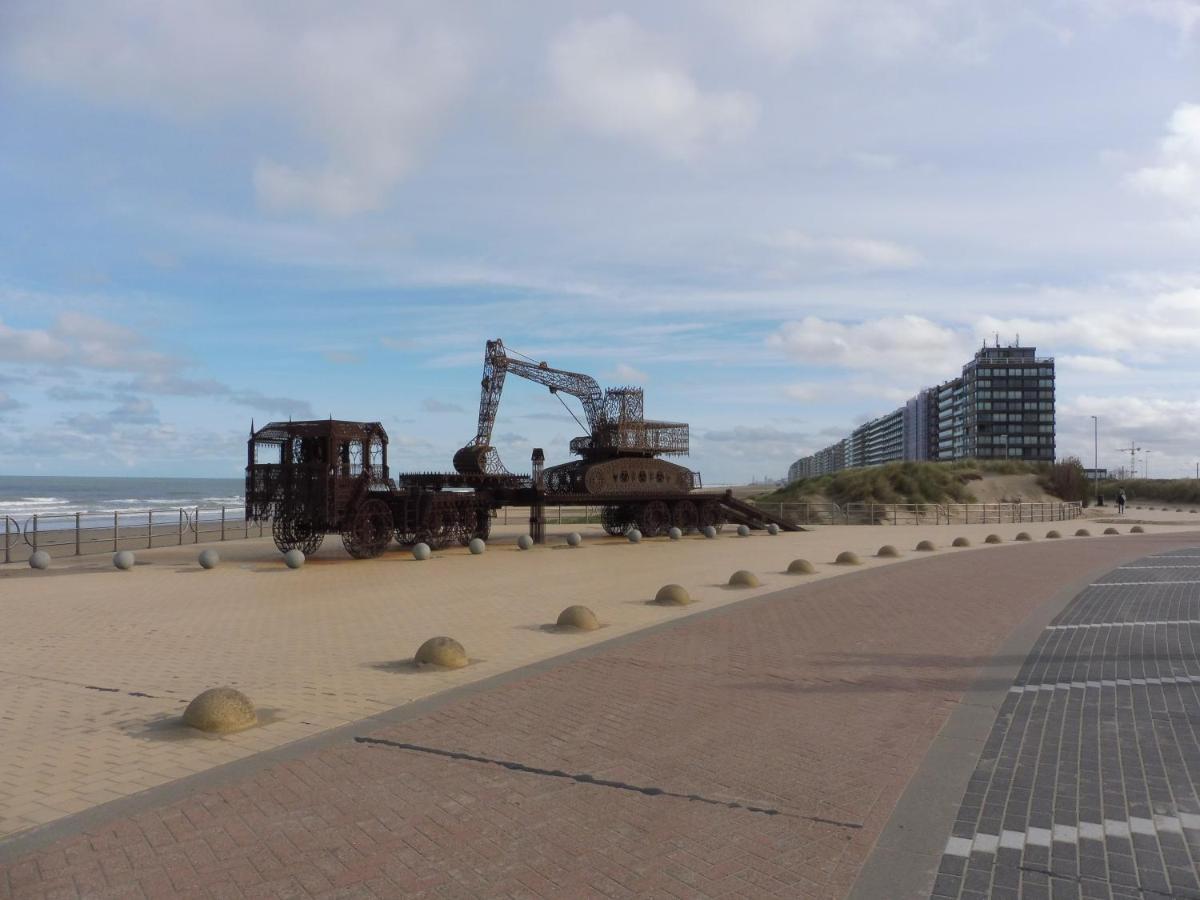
top-left (0, 475), bottom-right (245, 531)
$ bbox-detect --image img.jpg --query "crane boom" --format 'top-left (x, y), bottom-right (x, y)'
top-left (453, 338), bottom-right (687, 477)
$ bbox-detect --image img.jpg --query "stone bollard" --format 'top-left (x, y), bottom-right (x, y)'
top-left (876, 545), bottom-right (901, 558)
top-left (113, 550), bottom-right (135, 570)
top-left (984, 534), bottom-right (1002, 544)
top-left (834, 550), bottom-right (861, 565)
top-left (1046, 530), bottom-right (1062, 539)
top-left (668, 527), bottom-right (682, 541)
top-left (1015, 532), bottom-right (1033, 542)
top-left (29, 550), bottom-right (50, 570)
top-left (787, 558), bottom-right (816, 574)
top-left (556, 605), bottom-right (600, 630)
top-left (728, 570), bottom-right (760, 587)
top-left (915, 540), bottom-right (936, 551)
top-left (283, 549), bottom-right (304, 569)
top-left (654, 584), bottom-right (692, 605)
top-left (702, 526), bottom-right (717, 539)
top-left (736, 524), bottom-right (751, 537)
top-left (468, 538), bottom-right (486, 555)
top-left (412, 542), bottom-right (431, 560)
top-left (566, 532), bottom-right (583, 547)
top-left (952, 537), bottom-right (971, 547)
top-left (767, 523), bottom-right (780, 535)
top-left (183, 687), bottom-right (257, 734)
top-left (627, 529), bottom-right (642, 544)
top-left (198, 549), bottom-right (220, 569)
top-left (517, 535), bottom-right (533, 550)
top-left (414, 636), bottom-right (468, 669)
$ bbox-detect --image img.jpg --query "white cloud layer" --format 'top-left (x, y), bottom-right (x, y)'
top-left (767, 315), bottom-right (973, 377)
top-left (4, 1), bottom-right (475, 217)
top-left (1128, 103), bottom-right (1200, 209)
top-left (770, 230), bottom-right (922, 269)
top-left (549, 14), bottom-right (758, 160)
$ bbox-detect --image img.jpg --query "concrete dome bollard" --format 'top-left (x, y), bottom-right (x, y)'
top-left (834, 550), bottom-right (861, 565)
top-left (412, 542), bottom-right (431, 560)
top-left (28, 550), bottom-right (50, 570)
top-left (1103, 527), bottom-right (1120, 535)
top-left (728, 570), bottom-right (760, 588)
top-left (876, 545), bottom-right (901, 558)
top-left (627, 529), bottom-right (642, 544)
top-left (1015, 532), bottom-right (1033, 542)
top-left (1177, 509), bottom-right (1184, 513)
top-left (736, 524), bottom-right (751, 537)
top-left (113, 550), bottom-right (135, 570)
top-left (468, 538), bottom-right (486, 555)
top-left (556, 605), bottom-right (600, 630)
top-left (1046, 530), bottom-right (1062, 539)
top-left (1131, 525), bottom-right (1145, 533)
top-left (915, 540), bottom-right (936, 552)
top-left (654, 584), bottom-right (692, 606)
top-left (566, 532), bottom-right (583, 547)
top-left (984, 534), bottom-right (1003, 544)
top-left (952, 537), bottom-right (971, 548)
top-left (414, 636), bottom-right (468, 669)
top-left (1075, 528), bottom-right (1091, 537)
top-left (668, 527), bottom-right (682, 541)
top-left (787, 558), bottom-right (816, 574)
top-left (702, 525), bottom-right (717, 539)
top-left (517, 535), bottom-right (533, 550)
top-left (767, 523), bottom-right (780, 535)
top-left (283, 549), bottom-right (304, 569)
top-left (183, 687), bottom-right (257, 734)
top-left (198, 549), bottom-right (220, 569)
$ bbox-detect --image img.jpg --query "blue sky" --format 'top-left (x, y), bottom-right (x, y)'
top-left (1, 0), bottom-right (1198, 482)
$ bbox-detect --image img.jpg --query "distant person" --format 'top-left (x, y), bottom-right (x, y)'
top-left (1117, 489), bottom-right (1127, 515)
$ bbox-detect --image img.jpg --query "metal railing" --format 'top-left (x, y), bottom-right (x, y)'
top-left (2, 506), bottom-right (267, 564)
top-left (751, 501), bottom-right (1083, 527)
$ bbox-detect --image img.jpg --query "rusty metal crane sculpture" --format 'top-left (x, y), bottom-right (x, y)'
top-left (454, 339), bottom-right (702, 535)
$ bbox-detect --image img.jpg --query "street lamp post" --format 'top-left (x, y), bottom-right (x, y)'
top-left (1091, 415), bottom-right (1099, 505)
top-left (1146, 449), bottom-right (1152, 480)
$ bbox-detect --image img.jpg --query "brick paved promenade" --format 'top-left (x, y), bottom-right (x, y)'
top-left (930, 547), bottom-right (1200, 900)
top-left (2, 534), bottom-right (1197, 899)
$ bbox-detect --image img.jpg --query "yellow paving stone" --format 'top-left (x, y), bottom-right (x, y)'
top-left (0, 517), bottom-right (1194, 841)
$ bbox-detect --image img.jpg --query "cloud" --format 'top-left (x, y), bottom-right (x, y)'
top-left (770, 230), bottom-right (922, 270)
top-left (322, 350), bottom-right (362, 365)
top-left (422, 397), bottom-right (466, 414)
top-left (46, 385), bottom-right (109, 402)
top-left (64, 396), bottom-right (160, 433)
top-left (117, 374), bottom-right (313, 417)
top-left (548, 13), bottom-right (758, 160)
top-left (1057, 354), bottom-right (1131, 375)
top-left (767, 315), bottom-right (973, 377)
top-left (977, 288), bottom-right (1200, 357)
top-left (703, 425), bottom-right (808, 443)
top-left (5, 1), bottom-right (476, 217)
top-left (1127, 102), bottom-right (1200, 209)
top-left (613, 363), bottom-right (648, 383)
top-left (851, 151), bottom-right (899, 171)
top-left (706, 0), bottom-right (968, 63)
top-left (0, 313), bottom-right (176, 373)
top-left (0, 391), bottom-right (24, 413)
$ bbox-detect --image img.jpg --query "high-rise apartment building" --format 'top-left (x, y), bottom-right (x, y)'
top-left (787, 342), bottom-right (1055, 479)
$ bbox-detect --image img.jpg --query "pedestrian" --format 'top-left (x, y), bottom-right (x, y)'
top-left (1117, 488), bottom-right (1127, 515)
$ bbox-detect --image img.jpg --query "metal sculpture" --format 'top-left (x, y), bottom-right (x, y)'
top-left (245, 419), bottom-right (497, 559)
top-left (454, 339), bottom-right (706, 537)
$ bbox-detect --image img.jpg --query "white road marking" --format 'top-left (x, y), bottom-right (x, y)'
top-left (943, 814), bottom-right (1200, 857)
top-left (1089, 581), bottom-right (1200, 586)
top-left (1046, 619), bottom-right (1200, 630)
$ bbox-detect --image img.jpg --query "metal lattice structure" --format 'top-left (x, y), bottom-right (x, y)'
top-left (454, 339), bottom-right (689, 480)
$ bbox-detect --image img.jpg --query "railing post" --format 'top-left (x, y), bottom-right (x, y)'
top-left (32, 515), bottom-right (38, 552)
top-left (195, 507), bottom-right (200, 544)
top-left (114, 511), bottom-right (119, 551)
top-left (220, 506), bottom-right (226, 541)
top-left (244, 509), bottom-right (249, 539)
top-left (179, 509), bottom-right (184, 545)
top-left (148, 510), bottom-right (153, 549)
top-left (4, 516), bottom-right (9, 565)
top-left (75, 512), bottom-right (81, 556)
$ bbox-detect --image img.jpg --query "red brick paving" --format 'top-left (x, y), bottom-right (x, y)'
top-left (3, 535), bottom-right (1197, 900)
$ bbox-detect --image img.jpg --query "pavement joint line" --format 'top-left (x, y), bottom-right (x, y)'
top-left (1045, 618), bottom-right (1200, 629)
top-left (1009, 674), bottom-right (1200, 692)
top-left (1088, 580), bottom-right (1200, 586)
top-left (942, 813), bottom-right (1200, 858)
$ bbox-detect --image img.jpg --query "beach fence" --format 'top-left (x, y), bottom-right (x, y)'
top-left (2, 506), bottom-right (266, 564)
top-left (753, 500), bottom-right (1084, 527)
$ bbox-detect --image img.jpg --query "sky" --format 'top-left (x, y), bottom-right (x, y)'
top-left (1, 0), bottom-right (1198, 483)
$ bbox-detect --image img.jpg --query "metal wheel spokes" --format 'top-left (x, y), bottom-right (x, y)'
top-left (699, 500), bottom-right (725, 533)
top-left (273, 514), bottom-right (325, 555)
top-left (601, 504), bottom-right (633, 536)
top-left (639, 500), bottom-right (670, 537)
top-left (342, 498), bottom-right (393, 559)
top-left (672, 500), bottom-right (699, 533)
